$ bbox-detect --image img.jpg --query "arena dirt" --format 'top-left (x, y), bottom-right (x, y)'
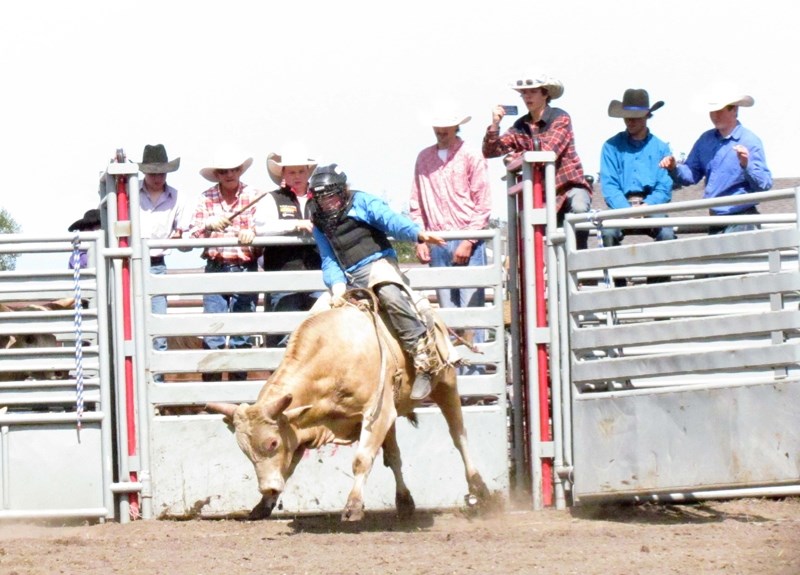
top-left (0, 497), bottom-right (797, 575)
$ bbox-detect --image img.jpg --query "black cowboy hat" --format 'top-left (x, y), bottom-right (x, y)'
top-left (68, 209), bottom-right (101, 232)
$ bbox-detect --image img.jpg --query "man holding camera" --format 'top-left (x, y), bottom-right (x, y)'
top-left (483, 72), bottom-right (592, 249)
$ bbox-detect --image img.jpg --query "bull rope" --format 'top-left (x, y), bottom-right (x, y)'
top-left (70, 235), bottom-right (85, 441)
top-left (340, 289), bottom-right (401, 426)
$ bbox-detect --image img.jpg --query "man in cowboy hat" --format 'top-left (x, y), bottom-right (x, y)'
top-left (483, 72), bottom-right (593, 249)
top-left (67, 208), bottom-right (101, 269)
top-left (409, 107), bottom-right (491, 371)
top-left (256, 145), bottom-right (322, 346)
top-left (187, 148), bottom-right (262, 381)
top-left (599, 89), bottom-right (676, 258)
top-left (137, 144), bottom-right (185, 379)
top-left (660, 88), bottom-right (772, 234)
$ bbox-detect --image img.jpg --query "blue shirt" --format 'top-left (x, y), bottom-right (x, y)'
top-left (312, 191), bottom-right (421, 288)
top-left (600, 130), bottom-right (673, 210)
top-left (672, 123), bottom-right (772, 215)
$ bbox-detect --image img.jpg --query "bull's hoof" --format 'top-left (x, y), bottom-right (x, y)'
top-left (248, 496), bottom-right (275, 520)
top-left (396, 491), bottom-right (415, 519)
top-left (341, 501), bottom-right (365, 522)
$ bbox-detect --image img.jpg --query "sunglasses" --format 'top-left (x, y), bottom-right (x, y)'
top-left (516, 79), bottom-right (542, 87)
top-left (215, 167), bottom-right (239, 176)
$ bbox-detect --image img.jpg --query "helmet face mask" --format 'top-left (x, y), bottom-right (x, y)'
top-left (309, 164), bottom-right (350, 229)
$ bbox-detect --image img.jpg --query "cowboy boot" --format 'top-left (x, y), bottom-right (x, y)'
top-left (410, 338), bottom-right (433, 400)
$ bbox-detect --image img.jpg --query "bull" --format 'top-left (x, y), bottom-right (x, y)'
top-left (207, 297), bottom-right (490, 521)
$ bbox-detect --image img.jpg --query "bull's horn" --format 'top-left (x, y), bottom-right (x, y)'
top-left (205, 402), bottom-right (238, 417)
top-left (265, 393), bottom-right (293, 419)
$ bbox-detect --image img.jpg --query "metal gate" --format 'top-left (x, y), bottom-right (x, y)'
top-left (138, 231), bottom-right (509, 518)
top-left (561, 187), bottom-right (800, 503)
top-left (0, 232), bottom-right (116, 520)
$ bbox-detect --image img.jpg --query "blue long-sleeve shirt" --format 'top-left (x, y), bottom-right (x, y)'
top-left (600, 130), bottom-right (673, 209)
top-left (312, 191), bottom-right (421, 288)
top-left (671, 123), bottom-right (772, 215)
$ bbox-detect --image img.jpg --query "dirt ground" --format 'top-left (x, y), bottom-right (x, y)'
top-left (0, 497), bottom-right (797, 575)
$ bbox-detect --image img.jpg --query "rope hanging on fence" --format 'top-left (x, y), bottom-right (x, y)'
top-left (71, 235), bottom-right (85, 441)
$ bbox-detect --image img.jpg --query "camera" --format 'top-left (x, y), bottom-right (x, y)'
top-left (501, 105), bottom-right (518, 115)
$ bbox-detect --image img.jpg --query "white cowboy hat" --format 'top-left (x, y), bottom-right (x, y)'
top-left (266, 145), bottom-right (317, 186)
top-left (199, 148), bottom-right (253, 182)
top-left (510, 73), bottom-right (564, 99)
top-left (430, 113), bottom-right (472, 128)
top-left (706, 92), bottom-right (754, 112)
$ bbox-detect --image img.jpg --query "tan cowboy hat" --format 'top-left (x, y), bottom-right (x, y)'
top-left (266, 145), bottom-right (317, 186)
top-left (138, 144), bottom-right (180, 174)
top-left (430, 112), bottom-right (472, 128)
top-left (706, 91), bottom-right (754, 112)
top-left (199, 147), bottom-right (253, 182)
top-left (510, 73), bottom-right (564, 99)
top-left (608, 88), bottom-right (665, 118)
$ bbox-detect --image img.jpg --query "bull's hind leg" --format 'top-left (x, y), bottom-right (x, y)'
top-left (382, 423), bottom-right (415, 518)
top-left (429, 369), bottom-right (490, 502)
top-left (342, 408), bottom-right (399, 522)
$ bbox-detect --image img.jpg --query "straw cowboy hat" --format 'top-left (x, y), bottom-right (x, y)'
top-left (608, 88), bottom-right (665, 119)
top-left (706, 91), bottom-right (754, 112)
top-left (430, 112), bottom-right (472, 128)
top-left (510, 73), bottom-right (564, 100)
top-left (199, 148), bottom-right (254, 182)
top-left (266, 145), bottom-right (317, 186)
top-left (68, 209), bottom-right (101, 232)
top-left (138, 144), bottom-right (180, 174)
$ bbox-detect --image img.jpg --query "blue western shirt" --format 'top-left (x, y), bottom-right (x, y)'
top-left (672, 123), bottom-right (772, 215)
top-left (600, 130), bottom-right (673, 209)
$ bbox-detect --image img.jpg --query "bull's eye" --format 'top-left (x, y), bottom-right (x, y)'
top-left (266, 438), bottom-right (279, 453)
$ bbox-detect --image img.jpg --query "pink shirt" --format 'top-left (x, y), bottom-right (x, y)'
top-left (409, 138), bottom-right (491, 232)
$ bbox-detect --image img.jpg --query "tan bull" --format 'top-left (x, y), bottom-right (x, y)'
top-left (207, 298), bottom-right (490, 521)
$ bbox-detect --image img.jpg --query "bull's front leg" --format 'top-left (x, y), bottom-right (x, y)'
top-left (430, 372), bottom-right (490, 503)
top-left (342, 409), bottom-right (398, 522)
top-left (382, 423), bottom-right (415, 518)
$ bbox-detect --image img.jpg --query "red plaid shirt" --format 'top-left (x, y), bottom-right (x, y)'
top-left (483, 106), bottom-right (591, 212)
top-left (188, 183), bottom-right (261, 264)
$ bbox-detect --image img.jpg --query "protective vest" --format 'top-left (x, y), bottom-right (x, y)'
top-left (262, 188), bottom-right (321, 272)
top-left (311, 194), bottom-right (393, 270)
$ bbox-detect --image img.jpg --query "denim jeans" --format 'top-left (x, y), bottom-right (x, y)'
top-left (202, 260), bottom-right (258, 381)
top-left (263, 291), bottom-right (322, 347)
top-left (601, 214), bottom-right (677, 246)
top-left (430, 240), bottom-right (487, 375)
top-left (561, 187), bottom-right (592, 250)
top-left (708, 207), bottom-right (760, 235)
top-left (347, 260), bottom-right (426, 352)
top-left (150, 263), bottom-right (168, 383)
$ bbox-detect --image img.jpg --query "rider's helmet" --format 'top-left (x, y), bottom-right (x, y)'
top-left (309, 164), bottom-right (349, 229)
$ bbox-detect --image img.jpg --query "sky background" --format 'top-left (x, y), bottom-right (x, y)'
top-left (2, 0), bottom-right (797, 270)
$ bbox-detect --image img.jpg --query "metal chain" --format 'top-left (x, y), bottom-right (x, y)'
top-left (71, 235), bottom-right (85, 440)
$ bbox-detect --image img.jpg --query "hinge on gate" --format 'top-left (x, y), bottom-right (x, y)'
top-left (536, 441), bottom-right (555, 459)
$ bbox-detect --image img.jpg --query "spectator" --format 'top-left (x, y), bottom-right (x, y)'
top-left (660, 88), bottom-right (772, 234)
top-left (258, 145), bottom-right (322, 346)
top-left (187, 149), bottom-right (261, 381)
top-left (137, 144), bottom-right (184, 381)
top-left (308, 164), bottom-right (446, 400)
top-left (67, 209), bottom-right (101, 269)
top-left (599, 89), bottom-right (675, 249)
top-left (483, 72), bottom-right (592, 248)
top-left (410, 108), bottom-right (491, 371)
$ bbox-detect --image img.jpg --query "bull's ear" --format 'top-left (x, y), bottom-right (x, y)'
top-left (206, 402), bottom-right (239, 418)
top-left (264, 394), bottom-right (293, 419)
top-left (283, 405), bottom-right (313, 423)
